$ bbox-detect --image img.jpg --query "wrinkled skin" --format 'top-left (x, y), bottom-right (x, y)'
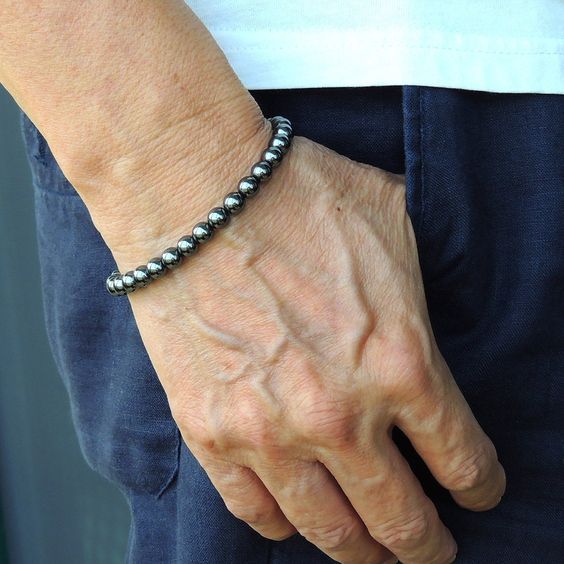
top-left (0, 0), bottom-right (504, 561)
top-left (80, 130), bottom-right (506, 564)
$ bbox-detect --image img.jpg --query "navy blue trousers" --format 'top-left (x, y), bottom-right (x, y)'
top-left (21, 86), bottom-right (564, 563)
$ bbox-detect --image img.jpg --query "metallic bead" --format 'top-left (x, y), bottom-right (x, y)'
top-left (251, 161), bottom-right (272, 182)
top-left (113, 276), bottom-right (126, 295)
top-left (208, 206), bottom-right (230, 229)
top-left (262, 146), bottom-right (283, 167)
top-left (106, 278), bottom-right (116, 295)
top-left (270, 133), bottom-right (291, 154)
top-left (223, 191), bottom-right (246, 215)
top-left (147, 257), bottom-right (166, 279)
top-left (177, 234), bottom-right (199, 256)
top-left (122, 271), bottom-right (137, 293)
top-left (193, 221), bottom-right (213, 242)
top-left (106, 271), bottom-right (119, 295)
top-left (133, 265), bottom-right (151, 287)
top-left (269, 116), bottom-right (291, 128)
top-left (273, 124), bottom-right (293, 138)
top-left (162, 247), bottom-right (181, 269)
top-left (238, 176), bottom-right (259, 198)
top-left (104, 116), bottom-right (293, 296)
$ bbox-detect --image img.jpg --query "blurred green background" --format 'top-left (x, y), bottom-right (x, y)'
top-left (0, 87), bottom-right (130, 563)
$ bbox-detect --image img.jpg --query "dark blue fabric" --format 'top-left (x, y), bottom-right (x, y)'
top-left (20, 85), bottom-right (564, 563)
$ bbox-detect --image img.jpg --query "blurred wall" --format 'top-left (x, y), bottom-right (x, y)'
top-left (0, 87), bottom-right (130, 563)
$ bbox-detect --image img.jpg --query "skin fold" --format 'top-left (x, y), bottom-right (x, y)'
top-left (0, 2), bottom-right (506, 563)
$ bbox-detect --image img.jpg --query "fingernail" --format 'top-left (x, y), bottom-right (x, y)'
top-left (448, 541), bottom-right (459, 563)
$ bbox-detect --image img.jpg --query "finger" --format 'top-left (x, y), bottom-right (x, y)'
top-left (397, 352), bottom-right (506, 511)
top-left (257, 459), bottom-right (395, 564)
top-left (194, 450), bottom-right (296, 541)
top-left (323, 438), bottom-right (458, 564)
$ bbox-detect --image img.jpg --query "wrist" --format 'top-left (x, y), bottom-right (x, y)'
top-left (76, 98), bottom-right (276, 268)
top-left (102, 134), bottom-right (314, 307)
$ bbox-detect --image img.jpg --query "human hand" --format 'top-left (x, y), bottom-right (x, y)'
top-left (83, 130), bottom-right (505, 564)
top-left (0, 1), bottom-right (504, 561)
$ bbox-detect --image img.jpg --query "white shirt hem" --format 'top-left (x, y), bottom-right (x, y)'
top-left (211, 28), bottom-right (564, 93)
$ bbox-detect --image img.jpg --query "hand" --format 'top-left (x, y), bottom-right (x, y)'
top-left (88, 131), bottom-right (505, 564)
top-left (0, 2), bottom-right (504, 561)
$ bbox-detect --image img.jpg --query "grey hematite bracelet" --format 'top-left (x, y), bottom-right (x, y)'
top-left (105, 115), bottom-right (293, 296)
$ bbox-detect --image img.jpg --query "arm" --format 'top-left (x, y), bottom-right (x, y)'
top-left (0, 3), bottom-right (505, 563)
top-left (0, 0), bottom-right (267, 237)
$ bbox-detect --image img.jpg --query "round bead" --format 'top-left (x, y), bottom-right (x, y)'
top-left (251, 161), bottom-right (272, 182)
top-left (193, 222), bottom-right (214, 242)
top-left (269, 116), bottom-right (291, 128)
top-left (106, 272), bottom-right (119, 295)
top-left (262, 146), bottom-right (283, 167)
top-left (147, 257), bottom-right (166, 279)
top-left (113, 276), bottom-right (126, 295)
top-left (273, 124), bottom-right (293, 138)
top-left (122, 271), bottom-right (137, 293)
top-left (162, 247), bottom-right (181, 269)
top-left (208, 207), bottom-right (230, 229)
top-left (223, 191), bottom-right (246, 215)
top-left (106, 278), bottom-right (116, 295)
top-left (177, 234), bottom-right (199, 256)
top-left (270, 133), bottom-right (291, 154)
top-left (133, 265), bottom-right (151, 287)
top-left (105, 115), bottom-right (293, 296)
top-left (238, 176), bottom-right (259, 198)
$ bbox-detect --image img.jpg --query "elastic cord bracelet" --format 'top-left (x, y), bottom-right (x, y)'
top-left (106, 115), bottom-right (293, 296)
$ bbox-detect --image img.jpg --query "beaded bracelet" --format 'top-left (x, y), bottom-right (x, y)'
top-left (105, 116), bottom-right (293, 296)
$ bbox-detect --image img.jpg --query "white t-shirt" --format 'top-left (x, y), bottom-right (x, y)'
top-left (186, 0), bottom-right (564, 94)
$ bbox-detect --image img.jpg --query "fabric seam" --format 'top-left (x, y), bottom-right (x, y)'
top-left (418, 88), bottom-right (427, 241)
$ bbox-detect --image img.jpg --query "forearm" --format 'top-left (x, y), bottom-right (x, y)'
top-left (0, 0), bottom-right (270, 253)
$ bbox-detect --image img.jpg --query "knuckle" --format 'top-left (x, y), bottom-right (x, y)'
top-left (182, 403), bottom-right (278, 454)
top-left (238, 417), bottom-right (279, 453)
top-left (225, 500), bottom-right (276, 528)
top-left (447, 443), bottom-right (495, 492)
top-left (240, 421), bottom-right (270, 448)
top-left (373, 509), bottom-right (430, 548)
top-left (177, 412), bottom-right (217, 451)
top-left (230, 401), bottom-right (278, 451)
top-left (300, 516), bottom-right (360, 551)
top-left (294, 390), bottom-right (358, 447)
top-left (370, 322), bottom-right (436, 401)
top-left (305, 410), bottom-right (356, 447)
